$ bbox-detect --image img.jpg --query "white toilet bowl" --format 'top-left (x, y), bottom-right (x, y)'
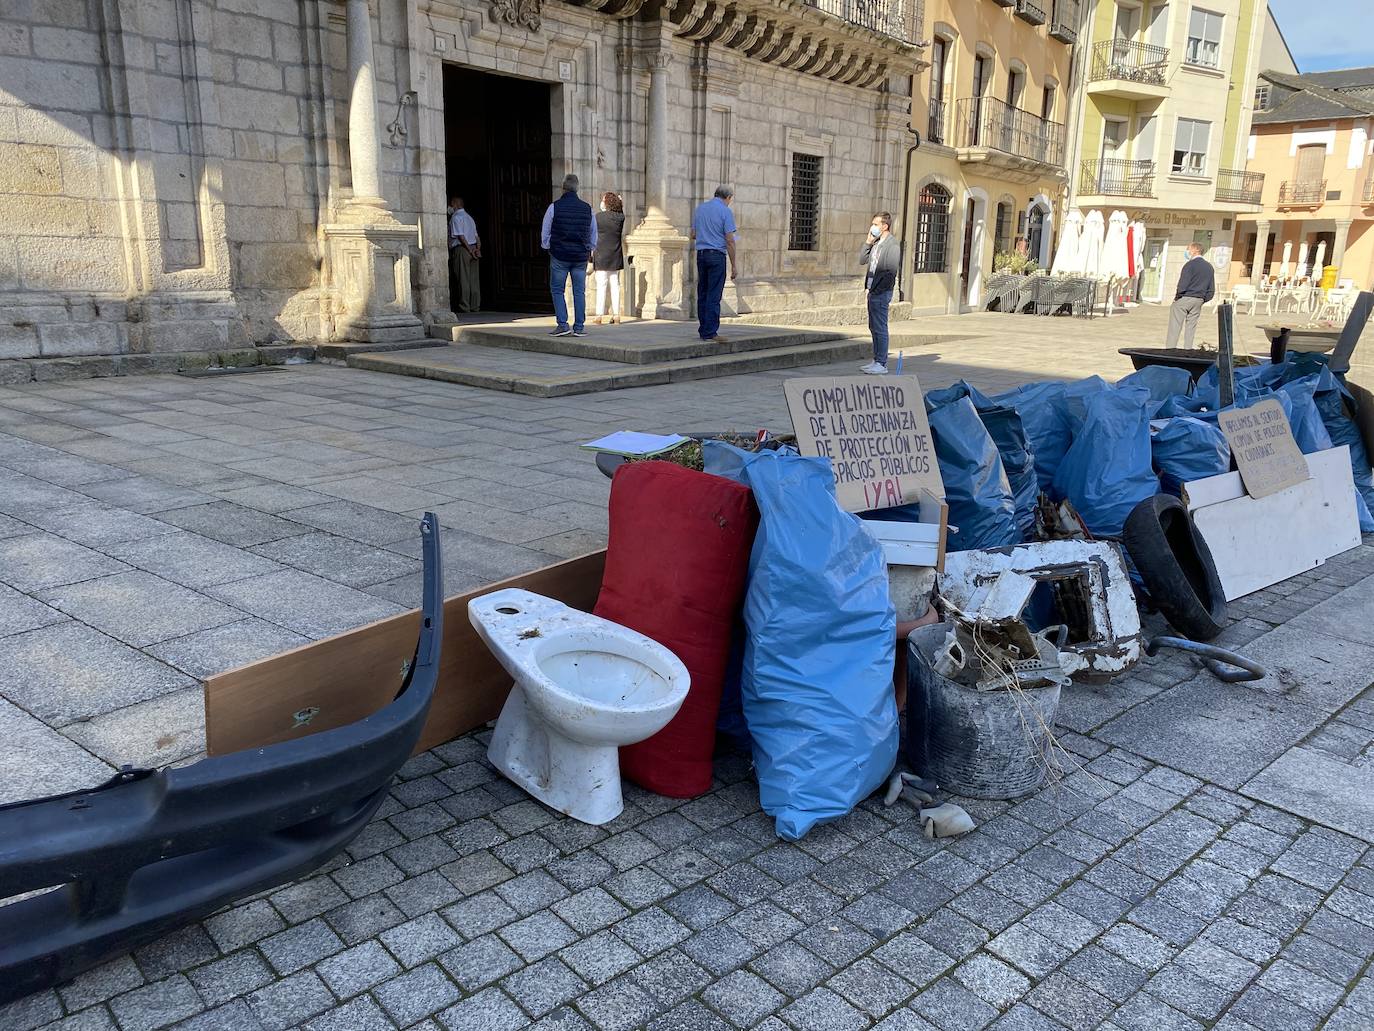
top-left (469, 588), bottom-right (690, 825)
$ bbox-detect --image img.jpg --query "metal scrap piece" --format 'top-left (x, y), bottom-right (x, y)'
top-left (940, 540), bottom-right (1142, 679)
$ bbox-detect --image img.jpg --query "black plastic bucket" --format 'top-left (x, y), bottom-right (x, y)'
top-left (905, 622), bottom-right (1061, 800)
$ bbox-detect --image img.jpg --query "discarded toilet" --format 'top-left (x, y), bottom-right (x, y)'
top-left (469, 588), bottom-right (690, 825)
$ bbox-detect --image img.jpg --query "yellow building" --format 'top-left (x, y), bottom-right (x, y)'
top-left (903, 0), bottom-right (1080, 312)
top-left (1230, 67), bottom-right (1374, 291)
top-left (1061, 0), bottom-right (1270, 303)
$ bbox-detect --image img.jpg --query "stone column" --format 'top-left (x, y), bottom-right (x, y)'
top-left (625, 47), bottom-right (690, 320)
top-left (1253, 219), bottom-right (1271, 280)
top-left (346, 0), bottom-right (384, 209)
top-left (322, 0), bottom-right (426, 343)
top-left (1333, 219), bottom-right (1354, 272)
top-left (644, 53), bottom-right (672, 227)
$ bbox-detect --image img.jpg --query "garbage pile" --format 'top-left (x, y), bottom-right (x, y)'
top-left (499, 343), bottom-right (1371, 844)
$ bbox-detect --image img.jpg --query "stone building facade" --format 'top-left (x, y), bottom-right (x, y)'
top-left (0, 0), bottom-right (923, 373)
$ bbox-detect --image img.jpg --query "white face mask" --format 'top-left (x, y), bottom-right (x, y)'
top-left (600, 202), bottom-right (606, 211)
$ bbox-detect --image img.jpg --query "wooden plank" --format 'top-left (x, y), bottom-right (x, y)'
top-left (204, 551), bottom-right (607, 757)
top-left (1189, 450), bottom-right (1360, 599)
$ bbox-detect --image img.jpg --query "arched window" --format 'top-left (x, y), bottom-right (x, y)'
top-left (914, 184), bottom-right (951, 274)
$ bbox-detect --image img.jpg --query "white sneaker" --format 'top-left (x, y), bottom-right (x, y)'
top-left (862, 363), bottom-right (889, 375)
top-left (859, 361), bottom-right (881, 373)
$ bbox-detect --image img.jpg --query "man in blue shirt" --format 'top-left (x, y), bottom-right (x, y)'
top-left (690, 185), bottom-right (738, 342)
top-left (541, 174), bottom-right (598, 337)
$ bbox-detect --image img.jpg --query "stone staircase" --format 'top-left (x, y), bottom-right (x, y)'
top-left (344, 318), bottom-right (952, 397)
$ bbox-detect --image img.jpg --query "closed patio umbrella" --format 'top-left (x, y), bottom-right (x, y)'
top-left (1102, 210), bottom-right (1132, 280)
top-left (1051, 208), bottom-right (1083, 274)
top-left (1315, 240), bottom-right (1328, 275)
top-left (1280, 241), bottom-right (1292, 277)
top-left (1080, 210), bottom-right (1105, 277)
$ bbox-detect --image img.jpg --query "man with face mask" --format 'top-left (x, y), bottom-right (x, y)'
top-left (859, 212), bottom-right (901, 375)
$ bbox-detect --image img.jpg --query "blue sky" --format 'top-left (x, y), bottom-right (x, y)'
top-left (1268, 0), bottom-right (1373, 71)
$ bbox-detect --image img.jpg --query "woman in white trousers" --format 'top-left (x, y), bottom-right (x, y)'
top-left (592, 192), bottom-right (626, 324)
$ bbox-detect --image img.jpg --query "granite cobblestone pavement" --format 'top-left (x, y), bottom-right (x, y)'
top-left (4, 307), bottom-right (1374, 1030)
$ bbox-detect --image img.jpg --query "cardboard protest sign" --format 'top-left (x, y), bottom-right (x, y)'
top-left (1216, 397), bottom-right (1309, 499)
top-left (784, 374), bottom-right (944, 512)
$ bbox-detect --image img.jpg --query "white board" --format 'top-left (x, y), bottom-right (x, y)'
top-left (1185, 446), bottom-right (1362, 600)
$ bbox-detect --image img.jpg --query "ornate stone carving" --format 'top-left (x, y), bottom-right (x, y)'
top-left (490, 0), bottom-right (542, 32)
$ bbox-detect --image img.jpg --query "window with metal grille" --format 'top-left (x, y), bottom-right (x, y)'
top-left (913, 183), bottom-right (950, 274)
top-left (788, 153), bottom-right (823, 251)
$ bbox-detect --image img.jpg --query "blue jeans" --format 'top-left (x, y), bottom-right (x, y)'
top-left (868, 289), bottom-right (892, 366)
top-left (696, 250), bottom-right (727, 339)
top-left (550, 257), bottom-right (586, 331)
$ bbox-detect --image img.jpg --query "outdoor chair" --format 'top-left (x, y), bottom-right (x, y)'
top-left (1316, 286), bottom-right (1355, 323)
top-left (1230, 284), bottom-right (1273, 317)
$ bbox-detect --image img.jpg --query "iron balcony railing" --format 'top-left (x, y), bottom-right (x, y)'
top-left (1049, 0), bottom-right (1080, 42)
top-left (1015, 0), bottom-right (1047, 25)
top-left (1277, 179), bottom-right (1326, 206)
top-left (1361, 175), bottom-right (1374, 204)
top-left (928, 96), bottom-right (947, 145)
top-left (1090, 38), bottom-right (1169, 85)
top-left (1214, 168), bottom-right (1264, 204)
top-left (804, 0), bottom-right (912, 42)
top-left (956, 96), bottom-right (1066, 168)
top-left (1080, 157), bottom-right (1156, 197)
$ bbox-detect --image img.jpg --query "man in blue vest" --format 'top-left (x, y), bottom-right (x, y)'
top-left (540, 174), bottom-right (598, 337)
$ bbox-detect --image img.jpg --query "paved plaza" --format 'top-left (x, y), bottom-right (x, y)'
top-left (4, 306), bottom-right (1374, 1031)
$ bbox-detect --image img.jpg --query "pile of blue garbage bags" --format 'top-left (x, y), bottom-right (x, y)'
top-left (926, 352), bottom-right (1374, 546)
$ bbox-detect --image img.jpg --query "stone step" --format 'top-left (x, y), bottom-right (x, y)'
top-left (727, 301), bottom-right (915, 327)
top-left (434, 324), bottom-right (850, 364)
top-left (347, 336), bottom-right (880, 398)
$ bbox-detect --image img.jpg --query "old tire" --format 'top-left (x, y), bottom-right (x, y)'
top-left (1122, 494), bottom-right (1227, 641)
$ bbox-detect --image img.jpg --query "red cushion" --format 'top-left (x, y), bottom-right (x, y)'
top-left (594, 460), bottom-right (758, 798)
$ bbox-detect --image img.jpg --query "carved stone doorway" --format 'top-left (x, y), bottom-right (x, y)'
top-left (443, 66), bottom-right (554, 313)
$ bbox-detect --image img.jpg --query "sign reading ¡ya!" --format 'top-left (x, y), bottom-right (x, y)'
top-left (784, 374), bottom-right (944, 512)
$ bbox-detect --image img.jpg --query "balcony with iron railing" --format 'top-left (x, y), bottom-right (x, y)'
top-left (1087, 39), bottom-right (1171, 100)
top-left (1079, 157), bottom-right (1156, 198)
top-left (955, 97), bottom-right (1066, 174)
top-left (1277, 179), bottom-right (1326, 208)
top-left (804, 0), bottom-right (913, 42)
top-left (1015, 0), bottom-right (1047, 25)
top-left (1214, 169), bottom-right (1264, 205)
top-left (928, 97), bottom-right (947, 146)
top-left (1049, 0), bottom-right (1080, 42)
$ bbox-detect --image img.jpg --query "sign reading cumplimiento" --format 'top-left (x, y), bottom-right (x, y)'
top-left (1216, 397), bottom-right (1310, 499)
top-left (784, 374), bottom-right (944, 512)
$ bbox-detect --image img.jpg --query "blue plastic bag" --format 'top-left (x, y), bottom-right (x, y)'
top-left (1151, 416), bottom-right (1231, 496)
top-left (927, 396), bottom-right (1019, 551)
top-left (926, 381), bottom-right (1037, 541)
top-left (1120, 365), bottom-right (1194, 404)
top-left (1053, 385), bottom-right (1159, 537)
top-left (702, 442), bottom-right (897, 841)
top-left (1276, 374), bottom-right (1334, 454)
top-left (993, 377), bottom-right (1109, 490)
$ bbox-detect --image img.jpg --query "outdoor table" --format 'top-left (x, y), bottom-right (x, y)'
top-left (1258, 324), bottom-right (1341, 364)
top-left (1117, 347), bottom-right (1221, 383)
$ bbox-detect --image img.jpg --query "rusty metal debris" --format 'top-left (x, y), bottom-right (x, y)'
top-left (940, 540), bottom-right (1142, 680)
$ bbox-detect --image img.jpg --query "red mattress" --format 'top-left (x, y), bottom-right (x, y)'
top-left (594, 460), bottom-right (758, 798)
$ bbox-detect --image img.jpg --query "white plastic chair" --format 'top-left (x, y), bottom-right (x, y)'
top-left (1316, 286), bottom-right (1354, 323)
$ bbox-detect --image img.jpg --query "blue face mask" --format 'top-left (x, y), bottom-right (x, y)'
top-left (870, 225), bottom-right (882, 238)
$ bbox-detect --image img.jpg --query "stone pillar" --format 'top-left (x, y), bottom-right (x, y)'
top-left (323, 0), bottom-right (426, 343)
top-left (346, 0), bottom-right (384, 208)
top-left (1253, 219), bottom-right (1271, 280)
top-left (1333, 219), bottom-right (1354, 273)
top-left (625, 47), bottom-right (690, 321)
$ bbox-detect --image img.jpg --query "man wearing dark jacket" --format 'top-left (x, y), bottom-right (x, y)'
top-left (1166, 242), bottom-right (1215, 348)
top-left (541, 174), bottom-right (598, 337)
top-left (859, 212), bottom-right (901, 375)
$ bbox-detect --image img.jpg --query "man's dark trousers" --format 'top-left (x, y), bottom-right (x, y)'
top-left (696, 250), bottom-right (726, 340)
